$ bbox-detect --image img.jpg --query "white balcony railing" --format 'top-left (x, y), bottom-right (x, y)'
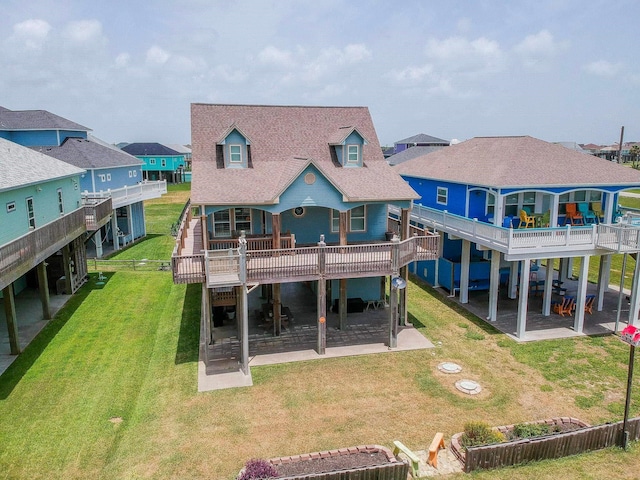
top-left (395, 204), bottom-right (640, 258)
top-left (83, 180), bottom-right (167, 209)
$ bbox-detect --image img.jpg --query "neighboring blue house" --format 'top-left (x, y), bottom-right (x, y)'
top-left (0, 107), bottom-right (167, 257)
top-left (121, 143), bottom-right (186, 183)
top-left (172, 104), bottom-right (439, 376)
top-left (1, 138), bottom-right (111, 358)
top-left (395, 135), bottom-right (640, 339)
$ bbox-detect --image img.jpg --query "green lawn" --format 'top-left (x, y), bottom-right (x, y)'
top-left (2, 273), bottom-right (640, 479)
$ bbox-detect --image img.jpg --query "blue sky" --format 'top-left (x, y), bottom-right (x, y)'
top-left (1, 0), bottom-right (638, 147)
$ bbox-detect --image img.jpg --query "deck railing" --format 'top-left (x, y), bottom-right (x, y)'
top-left (0, 207), bottom-right (87, 291)
top-left (82, 197), bottom-right (113, 230)
top-left (401, 204), bottom-right (640, 256)
top-left (83, 180), bottom-right (167, 209)
top-left (179, 235), bottom-right (440, 286)
top-left (209, 233), bottom-right (295, 251)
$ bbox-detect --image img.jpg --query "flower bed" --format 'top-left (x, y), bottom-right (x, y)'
top-left (450, 417), bottom-right (591, 472)
top-left (267, 444), bottom-right (408, 479)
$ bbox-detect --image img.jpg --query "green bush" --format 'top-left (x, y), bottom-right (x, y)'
top-left (460, 421), bottom-right (505, 449)
top-left (510, 422), bottom-right (551, 439)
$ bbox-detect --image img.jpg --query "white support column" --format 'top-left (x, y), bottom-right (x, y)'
top-left (488, 250), bottom-right (500, 321)
top-left (551, 195), bottom-right (560, 227)
top-left (574, 256), bottom-right (590, 333)
top-left (141, 201), bottom-right (147, 237)
top-left (604, 193), bottom-right (615, 223)
top-left (94, 229), bottom-right (103, 258)
top-left (516, 260), bottom-right (531, 339)
top-left (542, 259), bottom-right (554, 316)
top-left (597, 254), bottom-right (612, 311)
top-left (559, 258), bottom-right (569, 283)
top-left (495, 192), bottom-right (505, 226)
top-left (509, 261), bottom-right (518, 299)
top-left (111, 213), bottom-right (119, 251)
top-left (459, 240), bottom-right (471, 304)
top-left (628, 257), bottom-right (640, 327)
top-left (127, 204), bottom-right (134, 241)
top-left (240, 285), bottom-right (249, 375)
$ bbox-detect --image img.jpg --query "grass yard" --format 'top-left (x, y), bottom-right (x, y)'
top-left (4, 184), bottom-right (640, 479)
top-left (2, 271), bottom-right (640, 479)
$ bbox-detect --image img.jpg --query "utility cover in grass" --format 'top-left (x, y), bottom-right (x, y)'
top-left (455, 379), bottom-right (482, 395)
top-left (438, 362), bottom-right (462, 374)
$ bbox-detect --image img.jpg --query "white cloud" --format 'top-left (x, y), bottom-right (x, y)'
top-left (341, 44), bottom-right (372, 63)
top-left (63, 20), bottom-right (105, 44)
top-left (11, 19), bottom-right (51, 49)
top-left (146, 45), bottom-right (170, 65)
top-left (583, 60), bottom-right (622, 77)
top-left (114, 53), bottom-right (130, 68)
top-left (258, 45), bottom-right (295, 67)
top-left (388, 64), bottom-right (434, 84)
top-left (425, 36), bottom-right (504, 74)
top-left (513, 30), bottom-right (568, 69)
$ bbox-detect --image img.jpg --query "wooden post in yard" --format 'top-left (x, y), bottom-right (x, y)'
top-left (2, 283), bottom-right (20, 354)
top-left (37, 261), bottom-right (51, 320)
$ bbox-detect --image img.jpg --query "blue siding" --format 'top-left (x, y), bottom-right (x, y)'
top-left (59, 130), bottom-right (87, 143)
top-left (404, 176), bottom-right (467, 215)
top-left (330, 277), bottom-right (381, 303)
top-left (6, 130), bottom-right (60, 147)
top-left (90, 165), bottom-right (141, 192)
top-left (274, 165), bottom-right (345, 212)
top-left (0, 176), bottom-right (82, 245)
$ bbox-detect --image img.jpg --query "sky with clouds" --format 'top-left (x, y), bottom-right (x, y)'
top-left (1, 0), bottom-right (638, 147)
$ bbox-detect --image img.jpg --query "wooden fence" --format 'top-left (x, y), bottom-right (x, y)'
top-left (464, 417), bottom-right (640, 473)
top-left (88, 258), bottom-right (172, 272)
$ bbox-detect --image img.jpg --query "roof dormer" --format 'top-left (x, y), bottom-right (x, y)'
top-left (328, 126), bottom-right (368, 168)
top-left (218, 124), bottom-right (252, 169)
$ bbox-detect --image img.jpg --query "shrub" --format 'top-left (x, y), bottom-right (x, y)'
top-left (238, 458), bottom-right (279, 480)
top-left (511, 422), bottom-right (551, 439)
top-left (460, 421), bottom-right (505, 449)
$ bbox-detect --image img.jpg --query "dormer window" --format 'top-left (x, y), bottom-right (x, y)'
top-left (347, 145), bottom-right (359, 164)
top-left (229, 145), bottom-right (242, 163)
top-left (329, 126), bottom-right (367, 168)
top-left (218, 124), bottom-right (252, 169)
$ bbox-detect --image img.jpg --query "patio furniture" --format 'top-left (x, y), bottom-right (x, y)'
top-left (584, 294), bottom-right (596, 314)
top-left (564, 203), bottom-right (584, 225)
top-left (591, 202), bottom-right (605, 223)
top-left (552, 295), bottom-right (575, 316)
top-left (519, 209), bottom-right (535, 228)
top-left (578, 202), bottom-right (597, 224)
top-left (502, 216), bottom-right (514, 228)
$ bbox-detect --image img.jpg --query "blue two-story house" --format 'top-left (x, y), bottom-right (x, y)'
top-left (1, 138), bottom-right (111, 362)
top-left (121, 143), bottom-right (186, 183)
top-left (171, 104), bottom-right (439, 377)
top-left (395, 135), bottom-right (640, 340)
top-left (0, 107), bottom-right (167, 257)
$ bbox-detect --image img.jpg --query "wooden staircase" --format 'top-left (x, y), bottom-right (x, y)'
top-left (182, 217), bottom-right (203, 255)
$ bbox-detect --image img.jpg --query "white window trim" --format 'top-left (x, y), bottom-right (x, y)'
top-left (349, 205), bottom-right (366, 232)
top-left (213, 208), bottom-right (253, 237)
top-left (129, 171), bottom-right (133, 178)
top-left (161, 158), bottom-right (167, 167)
top-left (437, 187), bottom-right (448, 205)
top-left (99, 174), bottom-right (106, 182)
top-left (346, 144), bottom-right (359, 164)
top-left (106, 173), bottom-right (111, 181)
top-left (234, 208), bottom-right (252, 234)
top-left (6, 201), bottom-right (16, 213)
top-left (26, 197), bottom-right (35, 229)
top-left (57, 188), bottom-right (64, 215)
top-left (149, 158), bottom-right (156, 165)
top-left (229, 144), bottom-right (243, 163)
top-left (330, 209), bottom-right (340, 233)
top-left (330, 207), bottom-right (367, 233)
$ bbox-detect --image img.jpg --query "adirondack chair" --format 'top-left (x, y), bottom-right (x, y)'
top-left (552, 296), bottom-right (575, 316)
top-left (578, 202), bottom-right (597, 224)
top-left (564, 203), bottom-right (584, 225)
top-left (584, 294), bottom-right (596, 314)
top-left (519, 209), bottom-right (535, 228)
top-left (591, 202), bottom-right (604, 223)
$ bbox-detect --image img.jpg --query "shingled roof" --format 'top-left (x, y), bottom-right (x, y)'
top-left (395, 133), bottom-right (449, 145)
top-left (395, 135), bottom-right (640, 188)
top-left (190, 104), bottom-right (418, 204)
top-left (0, 107), bottom-right (90, 131)
top-left (32, 137), bottom-right (142, 170)
top-left (121, 143), bottom-right (181, 156)
top-left (387, 145), bottom-right (446, 166)
top-left (0, 137), bottom-right (84, 192)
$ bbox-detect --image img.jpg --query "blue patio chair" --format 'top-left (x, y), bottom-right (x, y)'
top-left (578, 203), bottom-right (597, 224)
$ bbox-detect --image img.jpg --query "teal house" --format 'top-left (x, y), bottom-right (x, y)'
top-left (0, 107), bottom-right (166, 257)
top-left (0, 138), bottom-right (111, 360)
top-left (121, 143), bottom-right (186, 183)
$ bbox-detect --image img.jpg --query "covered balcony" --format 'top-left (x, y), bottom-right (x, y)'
top-left (82, 180), bottom-right (167, 209)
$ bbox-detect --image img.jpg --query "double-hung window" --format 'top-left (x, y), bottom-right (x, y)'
top-left (330, 206), bottom-right (366, 232)
top-left (346, 145), bottom-right (359, 164)
top-left (437, 187), bottom-right (448, 205)
top-left (229, 145), bottom-right (242, 163)
top-left (26, 197), bottom-right (35, 229)
top-left (234, 208), bottom-right (251, 233)
top-left (213, 210), bottom-right (231, 237)
top-left (57, 188), bottom-right (64, 215)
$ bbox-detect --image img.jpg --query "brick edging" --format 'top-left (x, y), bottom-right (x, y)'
top-left (268, 444), bottom-right (399, 466)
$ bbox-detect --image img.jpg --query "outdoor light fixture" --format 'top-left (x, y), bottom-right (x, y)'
top-left (391, 276), bottom-right (406, 290)
top-left (619, 325), bottom-right (640, 450)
